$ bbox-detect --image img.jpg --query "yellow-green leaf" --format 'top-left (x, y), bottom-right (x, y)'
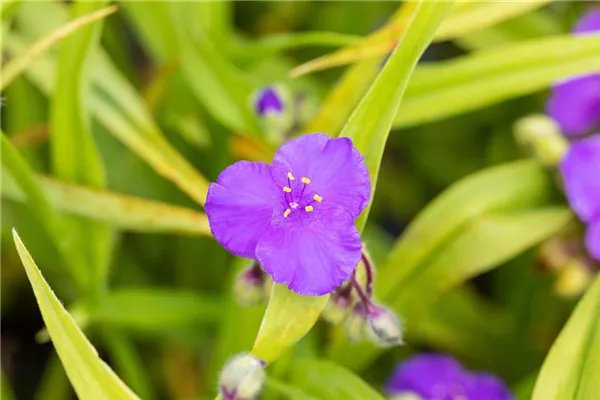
top-left (12, 230), bottom-right (140, 400)
top-left (340, 0), bottom-right (453, 231)
top-left (2, 172), bottom-right (211, 236)
top-left (290, 359), bottom-right (385, 400)
top-left (290, 1), bottom-right (550, 76)
top-left (0, 4), bottom-right (116, 90)
top-left (532, 274), bottom-right (600, 400)
top-left (250, 284), bottom-right (328, 364)
top-left (394, 33), bottom-right (600, 128)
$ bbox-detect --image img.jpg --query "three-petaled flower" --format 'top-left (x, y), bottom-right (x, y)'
top-left (560, 135), bottom-right (600, 261)
top-left (385, 353), bottom-right (513, 400)
top-left (205, 133), bottom-right (371, 295)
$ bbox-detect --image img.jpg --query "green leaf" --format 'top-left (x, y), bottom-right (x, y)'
top-left (290, 359), bottom-right (385, 400)
top-left (394, 33), bottom-right (600, 128)
top-left (532, 274), bottom-right (600, 400)
top-left (434, 1), bottom-right (551, 41)
top-left (12, 230), bottom-right (140, 399)
top-left (264, 377), bottom-right (319, 400)
top-left (168, 2), bottom-right (260, 135)
top-left (5, 3), bottom-right (210, 206)
top-left (250, 284), bottom-right (328, 364)
top-left (103, 331), bottom-right (155, 400)
top-left (1, 369), bottom-right (16, 400)
top-left (2, 172), bottom-right (211, 236)
top-left (340, 0), bottom-right (453, 231)
top-left (328, 161), bottom-right (571, 370)
top-left (86, 289), bottom-right (222, 336)
top-left (0, 5), bottom-right (116, 90)
top-left (49, 0), bottom-right (111, 291)
top-left (290, 1), bottom-right (549, 76)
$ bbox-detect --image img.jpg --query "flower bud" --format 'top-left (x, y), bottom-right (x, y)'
top-left (343, 304), bottom-right (367, 343)
top-left (219, 353), bottom-right (265, 400)
top-left (554, 259), bottom-right (595, 297)
top-left (365, 305), bottom-right (403, 347)
top-left (253, 85), bottom-right (293, 145)
top-left (322, 286), bottom-right (353, 324)
top-left (234, 262), bottom-right (270, 307)
top-left (514, 114), bottom-right (568, 167)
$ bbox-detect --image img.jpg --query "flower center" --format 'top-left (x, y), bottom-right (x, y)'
top-left (282, 171), bottom-right (322, 218)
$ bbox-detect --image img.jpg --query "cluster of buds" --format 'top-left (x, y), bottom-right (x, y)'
top-left (219, 353), bottom-right (265, 400)
top-left (324, 249), bottom-right (403, 347)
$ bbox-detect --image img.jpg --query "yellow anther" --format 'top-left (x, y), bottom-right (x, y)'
top-left (301, 177), bottom-right (311, 184)
top-left (287, 172), bottom-right (295, 180)
top-left (305, 206), bottom-right (314, 212)
top-left (313, 194), bottom-right (322, 202)
top-left (283, 186), bottom-right (292, 193)
top-left (284, 209), bottom-right (291, 218)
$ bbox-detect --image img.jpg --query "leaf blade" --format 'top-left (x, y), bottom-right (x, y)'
top-left (12, 230), bottom-right (140, 400)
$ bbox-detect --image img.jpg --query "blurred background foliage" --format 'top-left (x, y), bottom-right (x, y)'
top-left (1, 1), bottom-right (599, 399)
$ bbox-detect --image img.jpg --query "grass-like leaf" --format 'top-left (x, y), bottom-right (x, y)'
top-left (395, 33), bottom-right (600, 128)
top-left (532, 274), bottom-right (600, 399)
top-left (290, 359), bottom-right (385, 400)
top-left (340, 0), bottom-right (453, 231)
top-left (0, 4), bottom-right (116, 90)
top-left (290, 1), bottom-right (550, 76)
top-left (2, 172), bottom-right (211, 236)
top-left (12, 230), bottom-right (140, 400)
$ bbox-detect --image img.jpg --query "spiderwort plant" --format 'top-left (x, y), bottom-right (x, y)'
top-left (206, 133), bottom-right (370, 296)
top-left (546, 8), bottom-right (600, 137)
top-left (560, 135), bottom-right (600, 261)
top-left (253, 85), bottom-right (294, 144)
top-left (385, 354), bottom-right (513, 400)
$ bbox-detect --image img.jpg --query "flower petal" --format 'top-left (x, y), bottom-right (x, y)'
top-left (385, 353), bottom-right (467, 397)
top-left (205, 161), bottom-right (278, 258)
top-left (573, 7), bottom-right (600, 34)
top-left (585, 219), bottom-right (600, 261)
top-left (547, 75), bottom-right (600, 137)
top-left (255, 205), bottom-right (361, 296)
top-left (465, 373), bottom-right (513, 400)
top-left (271, 133), bottom-right (370, 218)
top-left (560, 135), bottom-right (600, 222)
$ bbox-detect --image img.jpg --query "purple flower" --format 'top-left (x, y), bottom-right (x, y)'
top-left (255, 86), bottom-right (284, 116)
top-left (385, 354), bottom-right (513, 400)
top-left (205, 133), bottom-right (371, 295)
top-left (546, 8), bottom-right (600, 137)
top-left (560, 135), bottom-right (600, 261)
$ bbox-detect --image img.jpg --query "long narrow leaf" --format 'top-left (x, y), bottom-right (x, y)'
top-left (2, 172), bottom-right (211, 236)
top-left (13, 230), bottom-right (140, 400)
top-left (532, 274), bottom-right (600, 400)
top-left (0, 4), bottom-right (116, 90)
top-left (340, 0), bottom-right (453, 231)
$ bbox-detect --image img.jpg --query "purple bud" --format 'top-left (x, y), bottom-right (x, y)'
top-left (255, 86), bottom-right (284, 116)
top-left (219, 353), bottom-right (265, 400)
top-left (365, 305), bottom-right (403, 347)
top-left (234, 262), bottom-right (270, 306)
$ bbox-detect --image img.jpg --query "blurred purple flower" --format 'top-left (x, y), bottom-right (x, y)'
top-left (255, 86), bottom-right (284, 116)
top-left (385, 354), bottom-right (513, 400)
top-left (560, 135), bottom-right (600, 261)
top-left (546, 8), bottom-right (600, 137)
top-left (205, 133), bottom-right (370, 295)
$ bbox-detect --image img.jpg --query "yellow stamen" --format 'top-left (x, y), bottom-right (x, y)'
top-left (305, 206), bottom-right (314, 212)
top-left (301, 177), bottom-right (311, 184)
top-left (284, 209), bottom-right (291, 218)
top-left (313, 194), bottom-right (322, 202)
top-left (287, 172), bottom-right (295, 180)
top-left (283, 186), bottom-right (292, 193)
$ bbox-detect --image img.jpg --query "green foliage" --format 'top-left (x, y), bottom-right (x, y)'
top-left (13, 230), bottom-right (139, 399)
top-left (2, 1), bottom-right (599, 399)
